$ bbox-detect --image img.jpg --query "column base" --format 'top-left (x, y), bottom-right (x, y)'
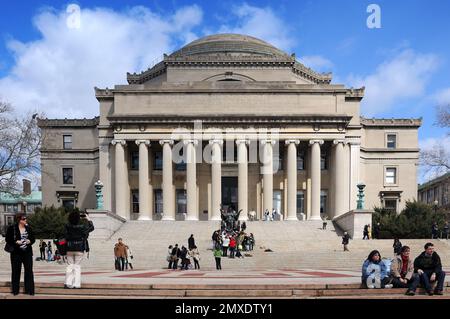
top-left (138, 216), bottom-right (152, 221)
top-left (161, 216), bottom-right (175, 221)
top-left (185, 216), bottom-right (199, 221)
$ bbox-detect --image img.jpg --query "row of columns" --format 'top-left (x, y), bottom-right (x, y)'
top-left (111, 138), bottom-right (351, 221)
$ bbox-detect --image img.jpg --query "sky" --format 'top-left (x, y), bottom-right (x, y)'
top-left (0, 0), bottom-right (449, 183)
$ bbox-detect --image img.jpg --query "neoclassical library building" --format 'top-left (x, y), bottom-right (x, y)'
top-left (38, 34), bottom-right (421, 221)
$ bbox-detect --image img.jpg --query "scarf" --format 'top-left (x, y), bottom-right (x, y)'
top-left (401, 255), bottom-right (409, 275)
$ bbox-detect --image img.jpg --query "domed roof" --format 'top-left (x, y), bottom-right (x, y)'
top-left (169, 34), bottom-right (290, 58)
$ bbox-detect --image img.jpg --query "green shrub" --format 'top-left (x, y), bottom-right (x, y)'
top-left (27, 206), bottom-right (75, 239)
top-left (373, 200), bottom-right (446, 239)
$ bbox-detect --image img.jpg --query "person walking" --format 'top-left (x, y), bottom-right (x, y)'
top-left (188, 234), bottom-right (196, 250)
top-left (171, 244), bottom-right (180, 270)
top-left (222, 234), bottom-right (230, 257)
top-left (431, 222), bottom-right (439, 239)
top-left (167, 245), bottom-right (173, 269)
top-left (114, 238), bottom-right (128, 271)
top-left (229, 236), bottom-right (236, 258)
top-left (367, 224), bottom-right (372, 239)
top-left (125, 245), bottom-right (133, 270)
top-left (64, 211), bottom-right (94, 289)
top-left (363, 225), bottom-right (369, 240)
top-left (213, 246), bottom-right (222, 270)
top-left (342, 232), bottom-right (350, 251)
top-left (39, 239), bottom-right (46, 261)
top-left (5, 213), bottom-right (35, 296)
top-left (191, 245), bottom-right (200, 269)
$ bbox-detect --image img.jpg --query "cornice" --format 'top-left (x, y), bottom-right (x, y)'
top-left (37, 117), bottom-right (99, 128)
top-left (360, 117), bottom-right (422, 128)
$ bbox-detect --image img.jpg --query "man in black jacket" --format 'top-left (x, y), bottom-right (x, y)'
top-left (414, 242), bottom-right (446, 295)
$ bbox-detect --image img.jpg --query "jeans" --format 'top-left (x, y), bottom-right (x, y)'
top-left (391, 274), bottom-right (420, 291)
top-left (215, 257), bottom-right (221, 270)
top-left (116, 257), bottom-right (125, 271)
top-left (419, 270), bottom-right (446, 292)
top-left (10, 252), bottom-right (34, 295)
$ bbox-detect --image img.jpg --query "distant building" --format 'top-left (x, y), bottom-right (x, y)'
top-left (418, 172), bottom-right (450, 211)
top-left (0, 179), bottom-right (42, 235)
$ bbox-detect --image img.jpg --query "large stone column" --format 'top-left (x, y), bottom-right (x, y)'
top-left (184, 139), bottom-right (198, 220)
top-left (236, 139), bottom-right (249, 221)
top-left (136, 140), bottom-right (151, 220)
top-left (349, 140), bottom-right (361, 210)
top-left (309, 140), bottom-right (324, 220)
top-left (210, 139), bottom-right (223, 221)
top-left (261, 140), bottom-right (275, 215)
top-left (333, 139), bottom-right (346, 218)
top-left (160, 140), bottom-right (175, 220)
top-left (285, 140), bottom-right (300, 221)
top-left (112, 139), bottom-right (128, 219)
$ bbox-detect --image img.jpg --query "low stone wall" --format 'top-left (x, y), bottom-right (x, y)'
top-left (332, 209), bottom-right (373, 239)
top-left (85, 209), bottom-right (126, 239)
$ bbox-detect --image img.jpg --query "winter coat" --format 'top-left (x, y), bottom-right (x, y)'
top-left (414, 251), bottom-right (442, 273)
top-left (390, 255), bottom-right (414, 280)
top-left (114, 242), bottom-right (128, 258)
top-left (361, 259), bottom-right (389, 282)
top-left (64, 221), bottom-right (94, 252)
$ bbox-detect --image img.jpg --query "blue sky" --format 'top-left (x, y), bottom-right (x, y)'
top-left (0, 0), bottom-right (449, 181)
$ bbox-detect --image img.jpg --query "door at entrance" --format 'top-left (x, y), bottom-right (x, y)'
top-left (221, 177), bottom-right (238, 212)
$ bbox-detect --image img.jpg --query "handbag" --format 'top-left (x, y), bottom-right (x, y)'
top-left (4, 226), bottom-right (16, 253)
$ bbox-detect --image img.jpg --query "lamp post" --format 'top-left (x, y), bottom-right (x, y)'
top-left (94, 180), bottom-right (104, 210)
top-left (434, 200), bottom-right (439, 213)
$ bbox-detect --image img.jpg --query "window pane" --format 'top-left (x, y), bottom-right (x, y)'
top-left (131, 151), bottom-right (139, 170)
top-left (387, 135), bottom-right (396, 148)
top-left (297, 153), bottom-right (304, 170)
top-left (384, 200), bottom-right (397, 213)
top-left (297, 191), bottom-right (304, 214)
top-left (154, 151), bottom-right (163, 170)
top-left (63, 168), bottom-right (73, 184)
top-left (385, 168), bottom-right (396, 184)
top-left (155, 190), bottom-right (163, 214)
top-left (176, 190), bottom-right (187, 214)
top-left (132, 191), bottom-right (139, 213)
top-left (320, 191), bottom-right (327, 214)
top-left (63, 135), bottom-right (72, 149)
top-left (321, 154), bottom-right (327, 170)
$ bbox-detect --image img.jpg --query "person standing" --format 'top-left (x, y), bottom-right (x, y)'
top-left (188, 234), bottom-right (196, 250)
top-left (322, 218), bottom-right (327, 230)
top-left (393, 238), bottom-right (402, 255)
top-left (342, 232), bottom-right (350, 251)
top-left (171, 244), bottom-right (180, 270)
top-left (363, 225), bottom-right (369, 240)
top-left (213, 246), bottom-right (222, 270)
top-left (431, 222), bottom-right (439, 239)
top-left (443, 221), bottom-right (449, 240)
top-left (5, 213), bottom-right (35, 296)
top-left (222, 234), bottom-right (230, 257)
top-left (114, 238), bottom-right (128, 271)
top-left (64, 211), bottom-right (94, 289)
top-left (167, 245), bottom-right (173, 269)
top-left (46, 241), bottom-right (53, 261)
top-left (413, 242), bottom-right (446, 295)
top-left (367, 224), bottom-right (372, 239)
top-left (39, 239), bottom-right (46, 260)
top-left (229, 236), bottom-right (236, 258)
top-left (191, 245), bottom-right (200, 269)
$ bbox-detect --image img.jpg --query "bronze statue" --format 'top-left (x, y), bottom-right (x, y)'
top-left (220, 205), bottom-right (242, 232)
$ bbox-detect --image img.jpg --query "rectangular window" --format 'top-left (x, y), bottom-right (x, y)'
top-left (62, 200), bottom-right (75, 210)
top-left (273, 190), bottom-right (282, 217)
top-left (387, 134), bottom-right (397, 149)
top-left (13, 204), bottom-right (18, 213)
top-left (130, 151), bottom-right (139, 170)
top-left (384, 199), bottom-right (397, 213)
top-left (297, 152), bottom-right (305, 170)
top-left (176, 190), bottom-right (187, 214)
top-left (131, 190), bottom-right (139, 213)
top-left (297, 191), bottom-right (304, 214)
top-left (62, 167), bottom-right (73, 184)
top-left (320, 191), bottom-right (328, 214)
top-left (6, 204), bottom-right (13, 213)
top-left (155, 189), bottom-right (163, 214)
top-left (154, 151), bottom-right (163, 170)
top-left (385, 168), bottom-right (397, 184)
top-left (321, 154), bottom-right (328, 170)
top-left (63, 135), bottom-right (72, 149)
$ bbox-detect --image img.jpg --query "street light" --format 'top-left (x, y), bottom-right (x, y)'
top-left (434, 200), bottom-right (439, 213)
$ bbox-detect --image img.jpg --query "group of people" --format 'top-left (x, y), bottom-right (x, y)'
top-left (263, 209), bottom-right (281, 221)
top-left (211, 229), bottom-right (255, 270)
top-left (166, 234), bottom-right (201, 270)
top-left (113, 238), bottom-right (133, 271)
top-left (363, 224), bottom-right (372, 240)
top-left (4, 210), bottom-right (94, 295)
top-left (38, 239), bottom-right (66, 263)
top-left (361, 242), bottom-right (446, 296)
top-left (432, 221), bottom-right (449, 239)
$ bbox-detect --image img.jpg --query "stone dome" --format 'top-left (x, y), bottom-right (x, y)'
top-left (169, 34), bottom-right (290, 58)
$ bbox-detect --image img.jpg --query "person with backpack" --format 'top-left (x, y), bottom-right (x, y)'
top-left (390, 246), bottom-right (420, 295)
top-left (64, 211), bottom-right (94, 289)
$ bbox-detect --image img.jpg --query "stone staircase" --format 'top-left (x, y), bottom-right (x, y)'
top-left (1, 221), bottom-right (450, 271)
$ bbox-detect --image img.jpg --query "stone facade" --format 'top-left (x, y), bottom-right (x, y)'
top-left (418, 172), bottom-right (450, 210)
top-left (38, 34), bottom-right (421, 220)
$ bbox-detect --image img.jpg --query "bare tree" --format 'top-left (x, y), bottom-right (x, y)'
top-left (0, 99), bottom-right (42, 194)
top-left (420, 104), bottom-right (450, 180)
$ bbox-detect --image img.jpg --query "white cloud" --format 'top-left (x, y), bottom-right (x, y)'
top-left (433, 87), bottom-right (450, 106)
top-left (347, 49), bottom-right (439, 116)
top-left (299, 55), bottom-right (333, 72)
top-left (0, 5), bottom-right (203, 118)
top-left (217, 3), bottom-right (295, 52)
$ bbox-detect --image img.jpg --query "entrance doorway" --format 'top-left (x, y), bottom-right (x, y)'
top-left (221, 177), bottom-right (238, 212)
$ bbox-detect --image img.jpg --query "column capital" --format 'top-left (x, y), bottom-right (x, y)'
top-left (236, 139), bottom-right (250, 145)
top-left (183, 139), bottom-right (199, 145)
top-left (260, 139), bottom-right (276, 145)
top-left (159, 139), bottom-right (174, 145)
top-left (332, 139), bottom-right (347, 145)
top-left (347, 140), bottom-right (361, 146)
top-left (309, 139), bottom-right (324, 145)
top-left (135, 140), bottom-right (151, 146)
top-left (111, 139), bottom-right (127, 146)
top-left (209, 139), bottom-right (223, 145)
top-left (285, 139), bottom-right (300, 145)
